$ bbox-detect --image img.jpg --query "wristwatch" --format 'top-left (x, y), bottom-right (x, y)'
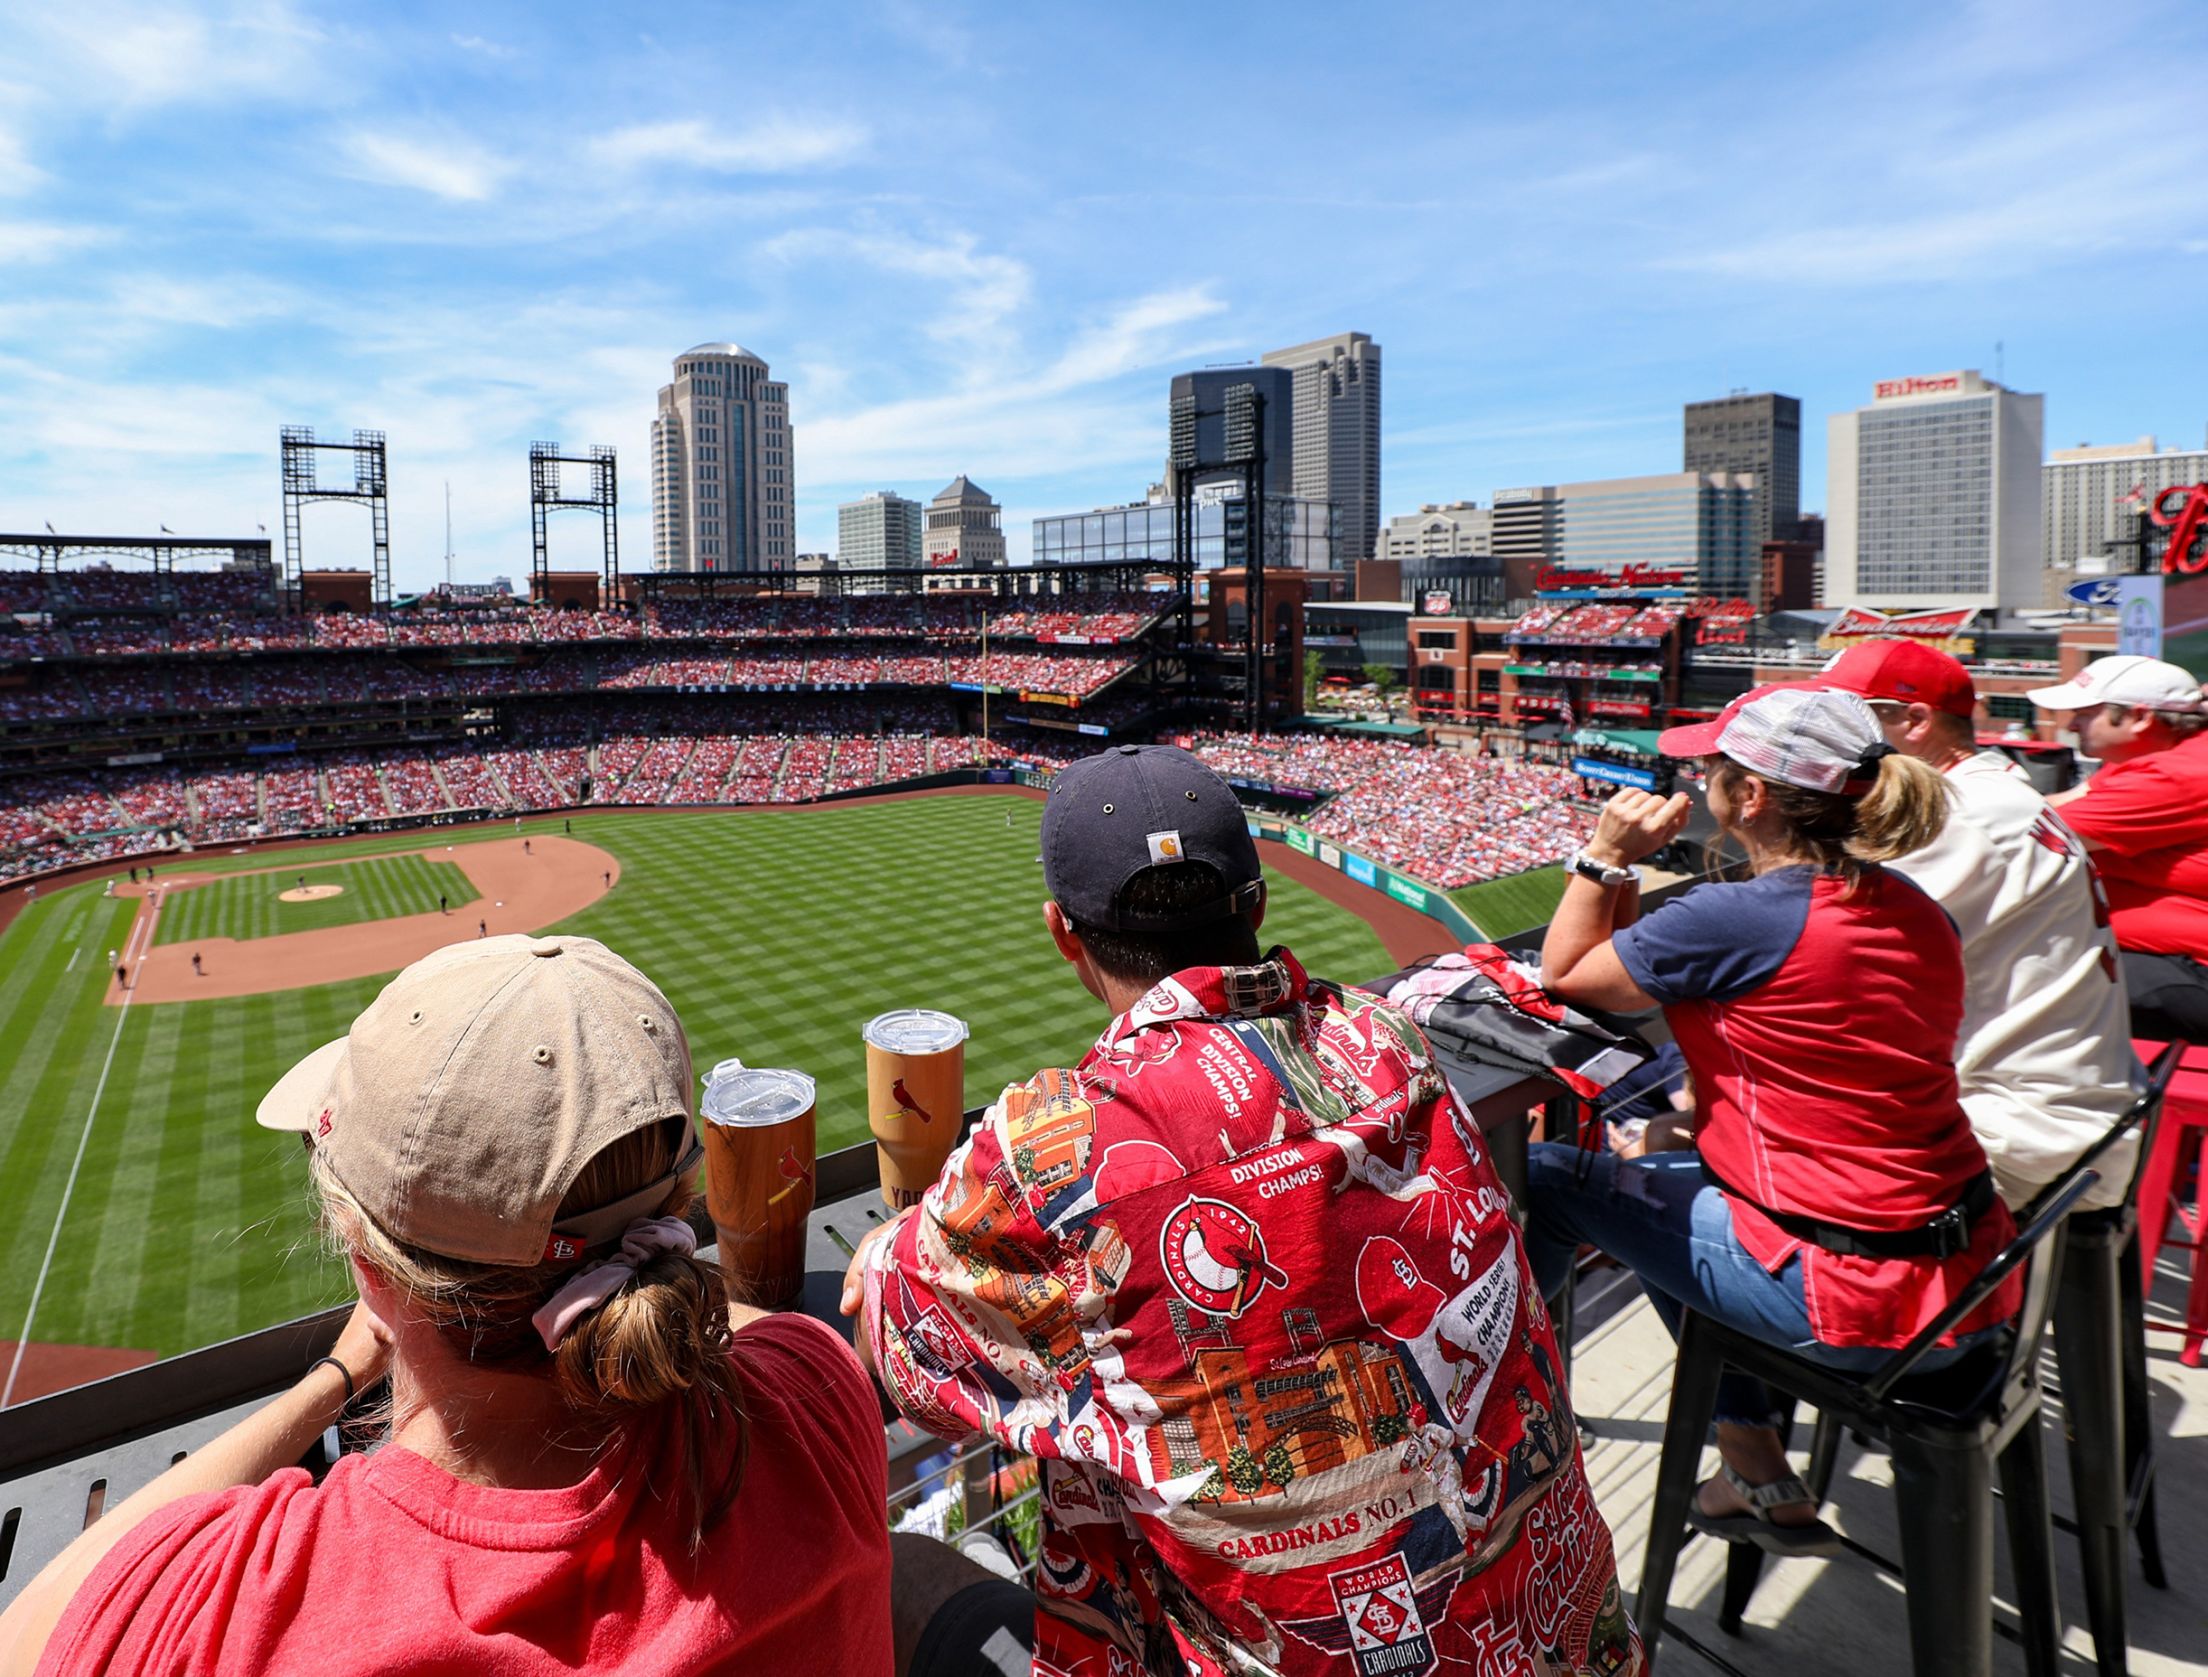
top-left (1568, 849), bottom-right (1641, 888)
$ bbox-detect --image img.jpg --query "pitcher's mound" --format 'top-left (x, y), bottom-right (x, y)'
top-left (279, 884), bottom-right (344, 902)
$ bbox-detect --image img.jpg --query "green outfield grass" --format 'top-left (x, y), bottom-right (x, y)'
top-left (155, 853), bottom-right (472, 946)
top-left (0, 796), bottom-right (1394, 1361)
top-left (1447, 864), bottom-right (1569, 941)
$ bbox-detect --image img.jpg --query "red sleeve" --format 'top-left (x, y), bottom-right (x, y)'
top-left (2063, 759), bottom-right (2208, 855)
top-left (36, 1471), bottom-right (317, 1677)
top-left (730, 1312), bottom-right (886, 1516)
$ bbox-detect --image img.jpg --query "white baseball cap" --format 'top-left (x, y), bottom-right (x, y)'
top-left (2024, 655), bottom-right (2204, 713)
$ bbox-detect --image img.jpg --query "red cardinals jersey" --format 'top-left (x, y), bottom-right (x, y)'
top-left (861, 949), bottom-right (1638, 1677)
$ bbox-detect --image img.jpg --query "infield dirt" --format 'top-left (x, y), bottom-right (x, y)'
top-left (108, 836), bottom-right (617, 1004)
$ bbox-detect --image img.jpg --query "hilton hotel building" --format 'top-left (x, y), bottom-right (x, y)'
top-left (1824, 370), bottom-right (2043, 615)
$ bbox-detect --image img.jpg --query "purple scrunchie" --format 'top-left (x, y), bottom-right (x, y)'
top-left (530, 1215), bottom-right (697, 1351)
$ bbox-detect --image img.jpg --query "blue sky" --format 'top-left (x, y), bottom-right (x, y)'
top-left (2, 0), bottom-right (2205, 590)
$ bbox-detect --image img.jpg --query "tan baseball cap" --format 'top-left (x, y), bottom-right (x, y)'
top-left (257, 934), bottom-right (700, 1266)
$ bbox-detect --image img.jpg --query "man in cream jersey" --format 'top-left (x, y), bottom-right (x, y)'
top-left (1823, 638), bottom-right (2139, 1208)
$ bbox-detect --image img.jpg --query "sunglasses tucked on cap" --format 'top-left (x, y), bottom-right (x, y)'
top-left (1657, 684), bottom-right (1892, 796)
top-left (256, 934), bottom-right (700, 1267)
top-left (1041, 744), bottom-right (1264, 931)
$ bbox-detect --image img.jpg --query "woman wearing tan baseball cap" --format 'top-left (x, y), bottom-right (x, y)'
top-left (0, 935), bottom-right (893, 1675)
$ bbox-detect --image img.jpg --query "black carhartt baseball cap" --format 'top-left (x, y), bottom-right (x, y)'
top-left (1042, 744), bottom-right (1264, 932)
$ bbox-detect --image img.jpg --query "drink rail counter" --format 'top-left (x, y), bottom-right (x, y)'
top-left (0, 1058), bottom-right (1563, 1609)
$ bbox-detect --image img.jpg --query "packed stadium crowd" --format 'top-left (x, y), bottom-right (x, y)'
top-left (0, 577), bottom-right (1163, 657)
top-left (1188, 730), bottom-right (1593, 887)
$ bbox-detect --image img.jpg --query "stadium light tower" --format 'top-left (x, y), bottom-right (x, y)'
top-left (1169, 382), bottom-right (1271, 733)
top-left (280, 427), bottom-right (391, 609)
top-left (528, 442), bottom-right (620, 603)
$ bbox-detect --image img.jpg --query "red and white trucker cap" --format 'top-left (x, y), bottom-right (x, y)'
top-left (2023, 655), bottom-right (2205, 714)
top-left (1657, 684), bottom-right (1891, 796)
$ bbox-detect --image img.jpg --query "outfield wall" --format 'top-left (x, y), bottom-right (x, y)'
top-left (1244, 817), bottom-right (1486, 945)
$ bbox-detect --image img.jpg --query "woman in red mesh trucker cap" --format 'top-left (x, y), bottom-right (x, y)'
top-left (0, 934), bottom-right (893, 1676)
top-left (1520, 685), bottom-right (2020, 1557)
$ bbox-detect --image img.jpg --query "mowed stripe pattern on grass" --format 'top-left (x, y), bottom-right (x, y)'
top-left (0, 796), bottom-right (1394, 1359)
top-left (156, 854), bottom-right (473, 946)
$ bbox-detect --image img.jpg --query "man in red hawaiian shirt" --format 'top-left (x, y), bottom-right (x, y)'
top-left (844, 745), bottom-right (1639, 1677)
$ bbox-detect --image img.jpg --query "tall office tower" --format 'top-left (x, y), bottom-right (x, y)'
top-left (2044, 437), bottom-right (2208, 572)
top-left (1262, 332), bottom-right (1381, 562)
top-left (837, 491), bottom-right (923, 584)
top-left (924, 477), bottom-right (1007, 568)
top-left (1684, 392), bottom-right (1801, 547)
top-left (649, 343), bottom-right (793, 573)
top-left (1825, 370), bottom-right (2043, 614)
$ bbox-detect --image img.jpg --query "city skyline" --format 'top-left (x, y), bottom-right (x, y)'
top-left (0, 0), bottom-right (2205, 589)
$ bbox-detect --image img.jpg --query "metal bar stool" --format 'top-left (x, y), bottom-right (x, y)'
top-left (1636, 1170), bottom-right (2097, 1677)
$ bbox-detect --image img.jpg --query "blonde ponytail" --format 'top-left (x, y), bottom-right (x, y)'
top-left (1848, 751), bottom-right (1950, 863)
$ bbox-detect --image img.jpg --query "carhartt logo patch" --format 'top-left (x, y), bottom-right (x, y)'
top-left (1146, 830), bottom-right (1184, 864)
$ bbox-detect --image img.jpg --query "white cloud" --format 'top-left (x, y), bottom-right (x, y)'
top-left (0, 221), bottom-right (109, 264)
top-left (337, 130), bottom-right (512, 204)
top-left (450, 33), bottom-right (515, 60)
top-left (591, 117), bottom-right (867, 174)
top-left (765, 226), bottom-right (1032, 358)
top-left (23, 2), bottom-right (330, 112)
top-left (0, 115), bottom-right (45, 197)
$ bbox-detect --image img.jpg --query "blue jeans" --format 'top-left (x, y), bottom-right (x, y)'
top-left (1523, 1144), bottom-right (2000, 1428)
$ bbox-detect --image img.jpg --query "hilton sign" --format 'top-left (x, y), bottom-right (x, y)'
top-left (1874, 374), bottom-right (1964, 400)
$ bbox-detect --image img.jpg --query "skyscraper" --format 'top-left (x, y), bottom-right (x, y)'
top-left (837, 490), bottom-right (923, 582)
top-left (650, 343), bottom-right (793, 573)
top-left (1165, 367), bottom-right (1294, 501)
top-left (1490, 473), bottom-right (1759, 600)
top-left (924, 477), bottom-right (1006, 569)
top-left (1262, 332), bottom-right (1381, 564)
top-left (1825, 370), bottom-right (2043, 613)
top-left (1683, 392), bottom-right (1800, 547)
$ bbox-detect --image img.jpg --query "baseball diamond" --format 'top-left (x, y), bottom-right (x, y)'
top-left (0, 794), bottom-right (1403, 1393)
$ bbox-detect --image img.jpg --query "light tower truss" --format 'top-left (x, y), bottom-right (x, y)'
top-left (528, 442), bottom-right (619, 598)
top-left (280, 427), bottom-right (390, 608)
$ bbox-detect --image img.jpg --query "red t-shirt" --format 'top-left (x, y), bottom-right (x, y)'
top-left (2058, 733), bottom-right (2208, 957)
top-left (1614, 865), bottom-right (2019, 1349)
top-left (38, 1313), bottom-right (891, 1677)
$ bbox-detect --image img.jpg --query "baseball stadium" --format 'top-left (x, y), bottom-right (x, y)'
top-left (0, 531), bottom-right (1623, 1403)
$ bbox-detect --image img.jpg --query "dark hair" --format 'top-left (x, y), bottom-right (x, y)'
top-left (1069, 863), bottom-right (1262, 985)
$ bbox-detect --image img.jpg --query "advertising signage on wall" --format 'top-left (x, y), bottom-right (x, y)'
top-left (1534, 563), bottom-right (1691, 596)
top-left (1818, 605), bottom-right (1979, 654)
top-left (1345, 853), bottom-right (1377, 887)
top-left (1574, 755), bottom-right (1659, 792)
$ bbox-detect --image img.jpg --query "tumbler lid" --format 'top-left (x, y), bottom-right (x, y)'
top-left (700, 1066), bottom-right (815, 1127)
top-left (862, 1008), bottom-right (970, 1054)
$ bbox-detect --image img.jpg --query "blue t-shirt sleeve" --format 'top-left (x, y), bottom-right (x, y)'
top-left (1612, 871), bottom-right (1812, 1005)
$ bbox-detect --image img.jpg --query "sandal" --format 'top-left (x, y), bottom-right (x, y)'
top-left (1683, 1465), bottom-right (1842, 1557)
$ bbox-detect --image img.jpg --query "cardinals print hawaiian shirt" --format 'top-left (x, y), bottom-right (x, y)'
top-left (861, 948), bottom-right (1641, 1677)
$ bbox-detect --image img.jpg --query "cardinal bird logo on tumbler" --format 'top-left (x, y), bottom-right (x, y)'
top-left (1159, 1197), bottom-right (1289, 1318)
top-left (893, 1077), bottom-right (935, 1125)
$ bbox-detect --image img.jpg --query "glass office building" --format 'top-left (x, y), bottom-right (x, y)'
top-left (1032, 494), bottom-right (1337, 571)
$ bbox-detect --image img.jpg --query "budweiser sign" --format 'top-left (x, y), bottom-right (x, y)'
top-left (1822, 605), bottom-right (1979, 643)
top-left (2151, 483), bottom-right (2208, 575)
